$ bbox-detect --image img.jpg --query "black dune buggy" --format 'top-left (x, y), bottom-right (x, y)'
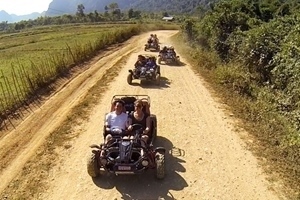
top-left (158, 47), bottom-right (180, 65)
top-left (127, 55), bottom-right (161, 85)
top-left (144, 41), bottom-right (160, 52)
top-left (87, 95), bottom-right (166, 179)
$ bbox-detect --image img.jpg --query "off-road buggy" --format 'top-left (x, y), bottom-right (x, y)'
top-left (127, 55), bottom-right (161, 85)
top-left (158, 46), bottom-right (180, 65)
top-left (87, 95), bottom-right (165, 179)
top-left (144, 41), bottom-right (160, 52)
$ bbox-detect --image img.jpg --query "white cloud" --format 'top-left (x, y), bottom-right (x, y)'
top-left (0, 0), bottom-right (53, 15)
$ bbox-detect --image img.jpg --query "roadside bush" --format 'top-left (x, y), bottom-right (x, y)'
top-left (215, 63), bottom-right (253, 97)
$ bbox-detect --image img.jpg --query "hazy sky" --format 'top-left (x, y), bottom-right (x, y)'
top-left (0, 0), bottom-right (53, 15)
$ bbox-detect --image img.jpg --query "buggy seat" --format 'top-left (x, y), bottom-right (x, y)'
top-left (110, 96), bottom-right (151, 115)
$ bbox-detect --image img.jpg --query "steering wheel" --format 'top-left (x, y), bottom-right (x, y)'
top-left (131, 124), bottom-right (144, 131)
top-left (110, 128), bottom-right (124, 136)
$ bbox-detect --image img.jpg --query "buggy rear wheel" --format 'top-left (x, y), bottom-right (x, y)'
top-left (158, 57), bottom-right (162, 64)
top-left (127, 74), bottom-right (133, 85)
top-left (155, 152), bottom-right (165, 179)
top-left (87, 153), bottom-right (100, 178)
top-left (155, 74), bottom-right (160, 86)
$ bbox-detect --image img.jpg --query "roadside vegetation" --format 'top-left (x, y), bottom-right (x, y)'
top-left (180, 0), bottom-right (300, 198)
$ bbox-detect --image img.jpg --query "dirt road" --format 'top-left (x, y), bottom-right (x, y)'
top-left (0, 31), bottom-right (285, 200)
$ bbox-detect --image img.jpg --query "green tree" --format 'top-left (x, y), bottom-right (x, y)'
top-left (109, 3), bottom-right (119, 11)
top-left (128, 8), bottom-right (134, 18)
top-left (76, 4), bottom-right (85, 17)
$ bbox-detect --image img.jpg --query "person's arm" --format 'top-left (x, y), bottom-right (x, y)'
top-left (127, 114), bottom-right (133, 130)
top-left (105, 113), bottom-right (111, 131)
top-left (144, 115), bottom-right (151, 135)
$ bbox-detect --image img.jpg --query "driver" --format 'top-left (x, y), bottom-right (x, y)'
top-left (135, 54), bottom-right (147, 68)
top-left (104, 99), bottom-right (129, 145)
top-left (159, 46), bottom-right (168, 55)
top-left (128, 99), bottom-right (151, 148)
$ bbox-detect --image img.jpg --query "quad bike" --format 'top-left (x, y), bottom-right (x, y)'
top-left (127, 55), bottom-right (161, 85)
top-left (158, 51), bottom-right (180, 65)
top-left (87, 95), bottom-right (165, 179)
top-left (144, 42), bottom-right (160, 52)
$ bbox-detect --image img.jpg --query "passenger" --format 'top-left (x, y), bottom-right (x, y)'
top-left (153, 34), bottom-right (159, 43)
top-left (159, 46), bottom-right (168, 55)
top-left (168, 46), bottom-right (177, 57)
top-left (128, 99), bottom-right (151, 148)
top-left (146, 56), bottom-right (157, 69)
top-left (147, 34), bottom-right (155, 44)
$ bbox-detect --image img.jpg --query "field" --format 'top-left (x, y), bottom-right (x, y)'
top-left (0, 23), bottom-right (178, 120)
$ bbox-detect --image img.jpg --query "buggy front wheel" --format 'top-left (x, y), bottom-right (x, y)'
top-left (87, 153), bottom-right (100, 178)
top-left (155, 74), bottom-right (160, 86)
top-left (127, 74), bottom-right (133, 85)
top-left (158, 57), bottom-right (162, 64)
top-left (155, 152), bottom-right (165, 179)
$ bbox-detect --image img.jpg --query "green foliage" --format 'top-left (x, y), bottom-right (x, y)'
top-left (180, 19), bottom-right (196, 39)
top-left (180, 0), bottom-right (300, 196)
top-left (239, 20), bottom-right (287, 82)
top-left (215, 63), bottom-right (253, 96)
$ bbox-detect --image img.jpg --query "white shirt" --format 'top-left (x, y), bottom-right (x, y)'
top-left (105, 111), bottom-right (128, 130)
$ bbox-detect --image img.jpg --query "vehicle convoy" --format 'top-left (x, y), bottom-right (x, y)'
top-left (87, 95), bottom-right (165, 179)
top-left (158, 46), bottom-right (180, 65)
top-left (127, 54), bottom-right (161, 85)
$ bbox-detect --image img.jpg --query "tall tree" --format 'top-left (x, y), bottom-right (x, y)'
top-left (76, 4), bottom-right (85, 17)
top-left (109, 3), bottom-right (119, 11)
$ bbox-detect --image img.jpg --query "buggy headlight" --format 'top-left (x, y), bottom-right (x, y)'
top-left (141, 160), bottom-right (149, 167)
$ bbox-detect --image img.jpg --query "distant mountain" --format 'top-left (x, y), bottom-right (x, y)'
top-left (46, 0), bottom-right (136, 16)
top-left (45, 0), bottom-right (217, 16)
top-left (0, 10), bottom-right (13, 22)
top-left (0, 10), bottom-right (44, 23)
top-left (0, 0), bottom-right (217, 23)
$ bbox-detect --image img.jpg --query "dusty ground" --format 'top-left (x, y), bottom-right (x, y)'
top-left (0, 31), bottom-right (287, 200)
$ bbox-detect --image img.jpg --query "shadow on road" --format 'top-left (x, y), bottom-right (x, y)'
top-left (141, 76), bottom-right (171, 89)
top-left (129, 76), bottom-right (171, 89)
top-left (92, 136), bottom-right (188, 200)
top-left (159, 60), bottom-right (186, 67)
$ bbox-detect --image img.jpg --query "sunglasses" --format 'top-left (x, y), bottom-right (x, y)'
top-left (135, 105), bottom-right (142, 108)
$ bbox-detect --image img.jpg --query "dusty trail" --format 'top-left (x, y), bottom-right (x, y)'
top-left (0, 31), bottom-right (284, 200)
